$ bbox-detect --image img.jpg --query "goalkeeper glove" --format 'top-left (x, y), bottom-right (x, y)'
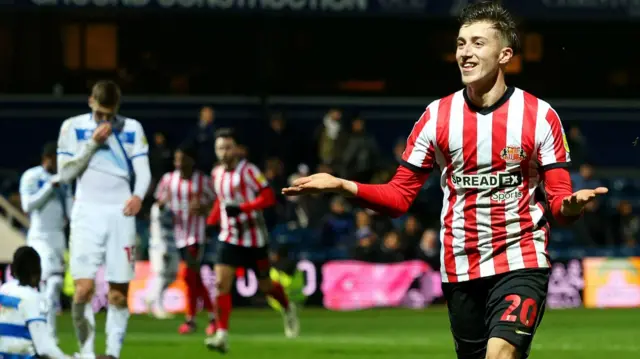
top-left (224, 202), bottom-right (243, 217)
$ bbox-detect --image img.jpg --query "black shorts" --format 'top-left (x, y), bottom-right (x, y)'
top-left (215, 241), bottom-right (271, 279)
top-left (442, 268), bottom-right (550, 359)
top-left (179, 244), bottom-right (205, 269)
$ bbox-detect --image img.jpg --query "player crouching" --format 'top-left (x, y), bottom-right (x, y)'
top-left (0, 246), bottom-right (72, 359)
top-left (204, 128), bottom-right (299, 354)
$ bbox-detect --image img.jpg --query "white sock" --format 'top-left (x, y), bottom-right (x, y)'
top-left (44, 276), bottom-right (63, 339)
top-left (157, 276), bottom-right (170, 311)
top-left (148, 275), bottom-right (170, 311)
top-left (106, 304), bottom-right (130, 358)
top-left (72, 301), bottom-right (95, 358)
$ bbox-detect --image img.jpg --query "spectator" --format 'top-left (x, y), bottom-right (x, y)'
top-left (612, 201), bottom-right (639, 248)
top-left (281, 193), bottom-right (308, 229)
top-left (352, 227), bottom-right (379, 262)
top-left (263, 112), bottom-right (297, 174)
top-left (188, 106), bottom-right (217, 172)
top-left (371, 138), bottom-right (404, 184)
top-left (354, 210), bottom-right (373, 238)
top-left (149, 132), bottom-right (173, 181)
top-left (567, 126), bottom-right (588, 168)
top-left (572, 199), bottom-right (614, 247)
top-left (392, 138), bottom-right (405, 164)
top-left (368, 209), bottom-right (394, 239)
top-left (418, 228), bottom-right (440, 271)
top-left (378, 231), bottom-right (405, 263)
top-left (339, 117), bottom-right (379, 183)
top-left (320, 196), bottom-right (354, 249)
top-left (280, 165), bottom-right (313, 229)
top-left (265, 157), bottom-right (287, 199)
top-left (571, 163), bottom-right (601, 191)
top-left (263, 157), bottom-right (287, 230)
top-left (290, 165), bottom-right (332, 229)
top-left (315, 109), bottom-right (347, 167)
top-left (400, 215), bottom-right (422, 258)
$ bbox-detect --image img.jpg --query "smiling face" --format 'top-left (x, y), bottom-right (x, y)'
top-left (456, 21), bottom-right (513, 87)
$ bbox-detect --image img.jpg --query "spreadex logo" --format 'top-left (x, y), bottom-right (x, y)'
top-left (451, 172), bottom-right (523, 189)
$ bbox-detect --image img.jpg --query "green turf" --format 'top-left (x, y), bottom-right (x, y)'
top-left (56, 307), bottom-right (640, 358)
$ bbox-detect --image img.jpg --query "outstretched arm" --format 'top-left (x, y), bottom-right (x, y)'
top-left (542, 167), bottom-right (608, 225)
top-left (351, 166), bottom-right (429, 218)
top-left (282, 165), bottom-right (428, 218)
top-left (536, 105), bottom-right (607, 225)
top-left (541, 167), bottom-right (578, 225)
top-left (284, 106), bottom-right (436, 218)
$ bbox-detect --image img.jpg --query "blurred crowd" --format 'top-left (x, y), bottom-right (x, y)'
top-left (1, 106), bottom-right (639, 267)
top-left (140, 105), bottom-right (640, 265)
top-left (139, 106), bottom-right (444, 267)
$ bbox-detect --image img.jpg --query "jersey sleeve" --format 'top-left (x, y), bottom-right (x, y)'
top-left (400, 106), bottom-right (437, 173)
top-left (19, 170), bottom-right (55, 213)
top-left (244, 163), bottom-right (269, 192)
top-left (131, 121), bottom-right (149, 159)
top-left (57, 119), bottom-right (77, 160)
top-left (536, 105), bottom-right (571, 170)
top-left (20, 291), bottom-right (47, 324)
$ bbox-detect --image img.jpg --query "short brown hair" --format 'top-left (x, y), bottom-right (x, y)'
top-left (91, 80), bottom-right (121, 108)
top-left (214, 128), bottom-right (237, 142)
top-left (458, 1), bottom-right (519, 52)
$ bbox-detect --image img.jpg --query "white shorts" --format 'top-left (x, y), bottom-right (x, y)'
top-left (27, 232), bottom-right (66, 279)
top-left (69, 202), bottom-right (136, 283)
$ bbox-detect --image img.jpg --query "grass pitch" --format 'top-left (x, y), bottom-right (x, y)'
top-left (57, 307), bottom-right (640, 359)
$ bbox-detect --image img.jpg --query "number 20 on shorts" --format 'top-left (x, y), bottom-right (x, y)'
top-left (500, 294), bottom-right (538, 328)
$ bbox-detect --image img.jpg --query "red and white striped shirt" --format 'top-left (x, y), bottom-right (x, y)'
top-left (212, 159), bottom-right (270, 248)
top-left (154, 170), bottom-right (215, 248)
top-left (402, 87), bottom-right (571, 283)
